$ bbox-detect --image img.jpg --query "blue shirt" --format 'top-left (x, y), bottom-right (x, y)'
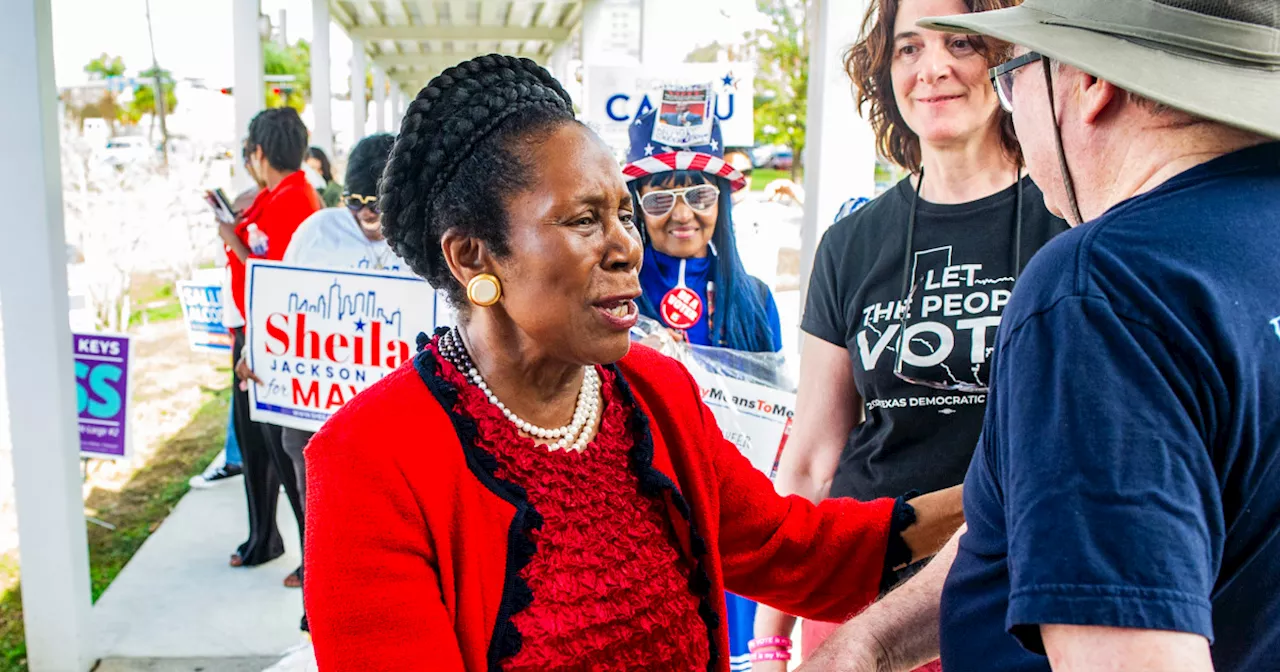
top-left (639, 246), bottom-right (783, 352)
top-left (941, 143), bottom-right (1280, 671)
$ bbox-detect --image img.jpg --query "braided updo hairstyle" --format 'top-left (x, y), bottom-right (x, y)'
top-left (379, 54), bottom-right (577, 307)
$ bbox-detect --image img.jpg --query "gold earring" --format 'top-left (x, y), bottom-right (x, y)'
top-left (466, 273), bottom-right (502, 307)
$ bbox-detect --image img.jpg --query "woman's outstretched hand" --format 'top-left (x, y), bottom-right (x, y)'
top-left (900, 485), bottom-right (965, 565)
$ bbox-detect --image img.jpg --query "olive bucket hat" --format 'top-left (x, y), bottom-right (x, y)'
top-left (918, 0), bottom-right (1280, 140)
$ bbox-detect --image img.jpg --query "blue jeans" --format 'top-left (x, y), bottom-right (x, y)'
top-left (224, 389), bottom-right (242, 466)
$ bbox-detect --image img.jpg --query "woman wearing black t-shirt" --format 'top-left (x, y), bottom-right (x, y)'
top-left (751, 0), bottom-right (1067, 668)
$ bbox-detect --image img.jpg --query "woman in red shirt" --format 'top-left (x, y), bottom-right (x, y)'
top-left (304, 55), bottom-right (963, 671)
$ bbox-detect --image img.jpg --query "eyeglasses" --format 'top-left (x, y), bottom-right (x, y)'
top-left (345, 193), bottom-right (379, 213)
top-left (989, 51), bottom-right (1043, 113)
top-left (639, 184), bottom-right (720, 218)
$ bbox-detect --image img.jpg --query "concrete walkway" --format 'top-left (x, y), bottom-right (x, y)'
top-left (92, 471), bottom-right (310, 670)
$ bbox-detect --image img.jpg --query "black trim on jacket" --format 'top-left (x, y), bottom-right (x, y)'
top-left (412, 330), bottom-right (719, 671)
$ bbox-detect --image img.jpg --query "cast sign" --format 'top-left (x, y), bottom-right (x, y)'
top-left (585, 64), bottom-right (755, 155)
top-left (245, 261), bottom-right (443, 432)
top-left (74, 332), bottom-right (132, 459)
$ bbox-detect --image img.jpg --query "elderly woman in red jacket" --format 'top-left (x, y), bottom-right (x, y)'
top-left (304, 55), bottom-right (962, 671)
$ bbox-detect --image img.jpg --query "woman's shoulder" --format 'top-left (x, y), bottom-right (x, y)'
top-left (618, 344), bottom-right (698, 401)
top-left (824, 181), bottom-right (910, 247)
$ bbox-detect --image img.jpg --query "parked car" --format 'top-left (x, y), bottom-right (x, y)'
top-left (100, 136), bottom-right (151, 166)
top-left (768, 148), bottom-right (794, 171)
top-left (750, 145), bottom-right (776, 168)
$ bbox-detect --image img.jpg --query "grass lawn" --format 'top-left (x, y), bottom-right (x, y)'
top-left (129, 281), bottom-right (184, 326)
top-left (749, 167), bottom-right (799, 190)
top-left (0, 386), bottom-right (230, 671)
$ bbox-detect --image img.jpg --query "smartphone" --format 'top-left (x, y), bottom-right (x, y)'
top-left (205, 188), bottom-right (236, 224)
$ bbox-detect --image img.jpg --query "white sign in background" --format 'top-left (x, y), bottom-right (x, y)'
top-left (688, 367), bottom-right (795, 477)
top-left (245, 260), bottom-right (445, 432)
top-left (585, 63), bottom-right (756, 157)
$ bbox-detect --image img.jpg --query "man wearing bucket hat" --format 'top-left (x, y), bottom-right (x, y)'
top-left (799, 2), bottom-right (1280, 671)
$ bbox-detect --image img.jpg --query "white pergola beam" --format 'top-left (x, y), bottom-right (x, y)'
top-left (0, 1), bottom-right (94, 670)
top-left (374, 53), bottom-right (544, 73)
top-left (350, 25), bottom-right (571, 41)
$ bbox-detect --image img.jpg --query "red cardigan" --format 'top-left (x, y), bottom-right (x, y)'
top-left (304, 342), bottom-right (896, 671)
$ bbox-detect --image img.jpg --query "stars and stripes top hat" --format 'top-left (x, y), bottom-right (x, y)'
top-left (622, 103), bottom-right (747, 193)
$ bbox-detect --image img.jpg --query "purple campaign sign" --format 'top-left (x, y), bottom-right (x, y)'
top-left (73, 333), bottom-right (132, 459)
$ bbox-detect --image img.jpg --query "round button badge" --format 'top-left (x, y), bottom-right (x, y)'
top-left (660, 287), bottom-right (703, 330)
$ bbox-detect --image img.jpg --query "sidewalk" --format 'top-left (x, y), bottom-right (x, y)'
top-left (92, 474), bottom-right (308, 670)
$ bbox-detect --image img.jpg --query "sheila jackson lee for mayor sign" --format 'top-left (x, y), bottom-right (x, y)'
top-left (244, 261), bottom-right (444, 432)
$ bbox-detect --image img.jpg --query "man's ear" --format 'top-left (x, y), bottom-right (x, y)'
top-left (1076, 71), bottom-right (1123, 125)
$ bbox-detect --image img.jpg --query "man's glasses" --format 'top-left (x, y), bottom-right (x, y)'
top-left (639, 184), bottom-right (720, 218)
top-left (989, 51), bottom-right (1043, 113)
top-left (345, 193), bottom-right (379, 213)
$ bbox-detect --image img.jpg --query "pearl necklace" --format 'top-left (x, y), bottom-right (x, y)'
top-left (438, 328), bottom-right (601, 452)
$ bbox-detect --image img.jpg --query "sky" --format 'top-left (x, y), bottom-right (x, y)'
top-left (50, 0), bottom-right (762, 92)
top-left (54, 0), bottom-right (353, 91)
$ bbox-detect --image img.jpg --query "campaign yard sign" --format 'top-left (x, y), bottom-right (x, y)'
top-left (177, 281), bottom-right (233, 352)
top-left (584, 63), bottom-right (754, 157)
top-left (245, 260), bottom-right (442, 432)
top-left (687, 368), bottom-right (795, 478)
top-left (73, 332), bottom-right (133, 459)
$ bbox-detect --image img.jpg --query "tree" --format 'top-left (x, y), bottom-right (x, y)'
top-left (130, 69), bottom-right (178, 140)
top-left (84, 53), bottom-right (127, 80)
top-left (76, 54), bottom-right (131, 134)
top-left (749, 0), bottom-right (808, 179)
top-left (264, 39), bottom-right (311, 112)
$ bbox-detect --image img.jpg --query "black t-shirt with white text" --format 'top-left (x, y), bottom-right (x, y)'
top-left (802, 176), bottom-right (1067, 500)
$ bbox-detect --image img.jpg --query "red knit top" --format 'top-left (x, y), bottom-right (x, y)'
top-left (304, 342), bottom-right (903, 671)
top-left (438, 352), bottom-right (709, 670)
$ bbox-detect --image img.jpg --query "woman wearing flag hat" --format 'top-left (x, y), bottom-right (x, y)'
top-left (622, 93), bottom-right (783, 355)
top-left (623, 91), bottom-right (785, 670)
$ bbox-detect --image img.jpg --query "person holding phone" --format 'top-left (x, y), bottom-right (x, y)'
top-left (220, 108), bottom-right (320, 584)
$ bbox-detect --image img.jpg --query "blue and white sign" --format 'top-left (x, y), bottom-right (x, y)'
top-left (586, 64), bottom-right (755, 156)
top-left (177, 281), bottom-right (234, 352)
top-left (245, 260), bottom-right (445, 432)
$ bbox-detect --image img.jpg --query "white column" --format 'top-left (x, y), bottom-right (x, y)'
top-left (350, 38), bottom-right (367, 144)
top-left (390, 86), bottom-right (404, 132)
top-left (638, 0), bottom-right (668, 65)
top-left (548, 40), bottom-right (572, 87)
top-left (373, 66), bottom-right (387, 133)
top-left (310, 0), bottom-right (332, 154)
top-left (0, 2), bottom-right (93, 670)
top-left (798, 0), bottom-right (876, 311)
top-left (580, 0), bottom-right (627, 118)
top-left (233, 0), bottom-right (265, 191)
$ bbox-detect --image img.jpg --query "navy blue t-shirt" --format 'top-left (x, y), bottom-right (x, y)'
top-left (940, 143), bottom-right (1280, 671)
